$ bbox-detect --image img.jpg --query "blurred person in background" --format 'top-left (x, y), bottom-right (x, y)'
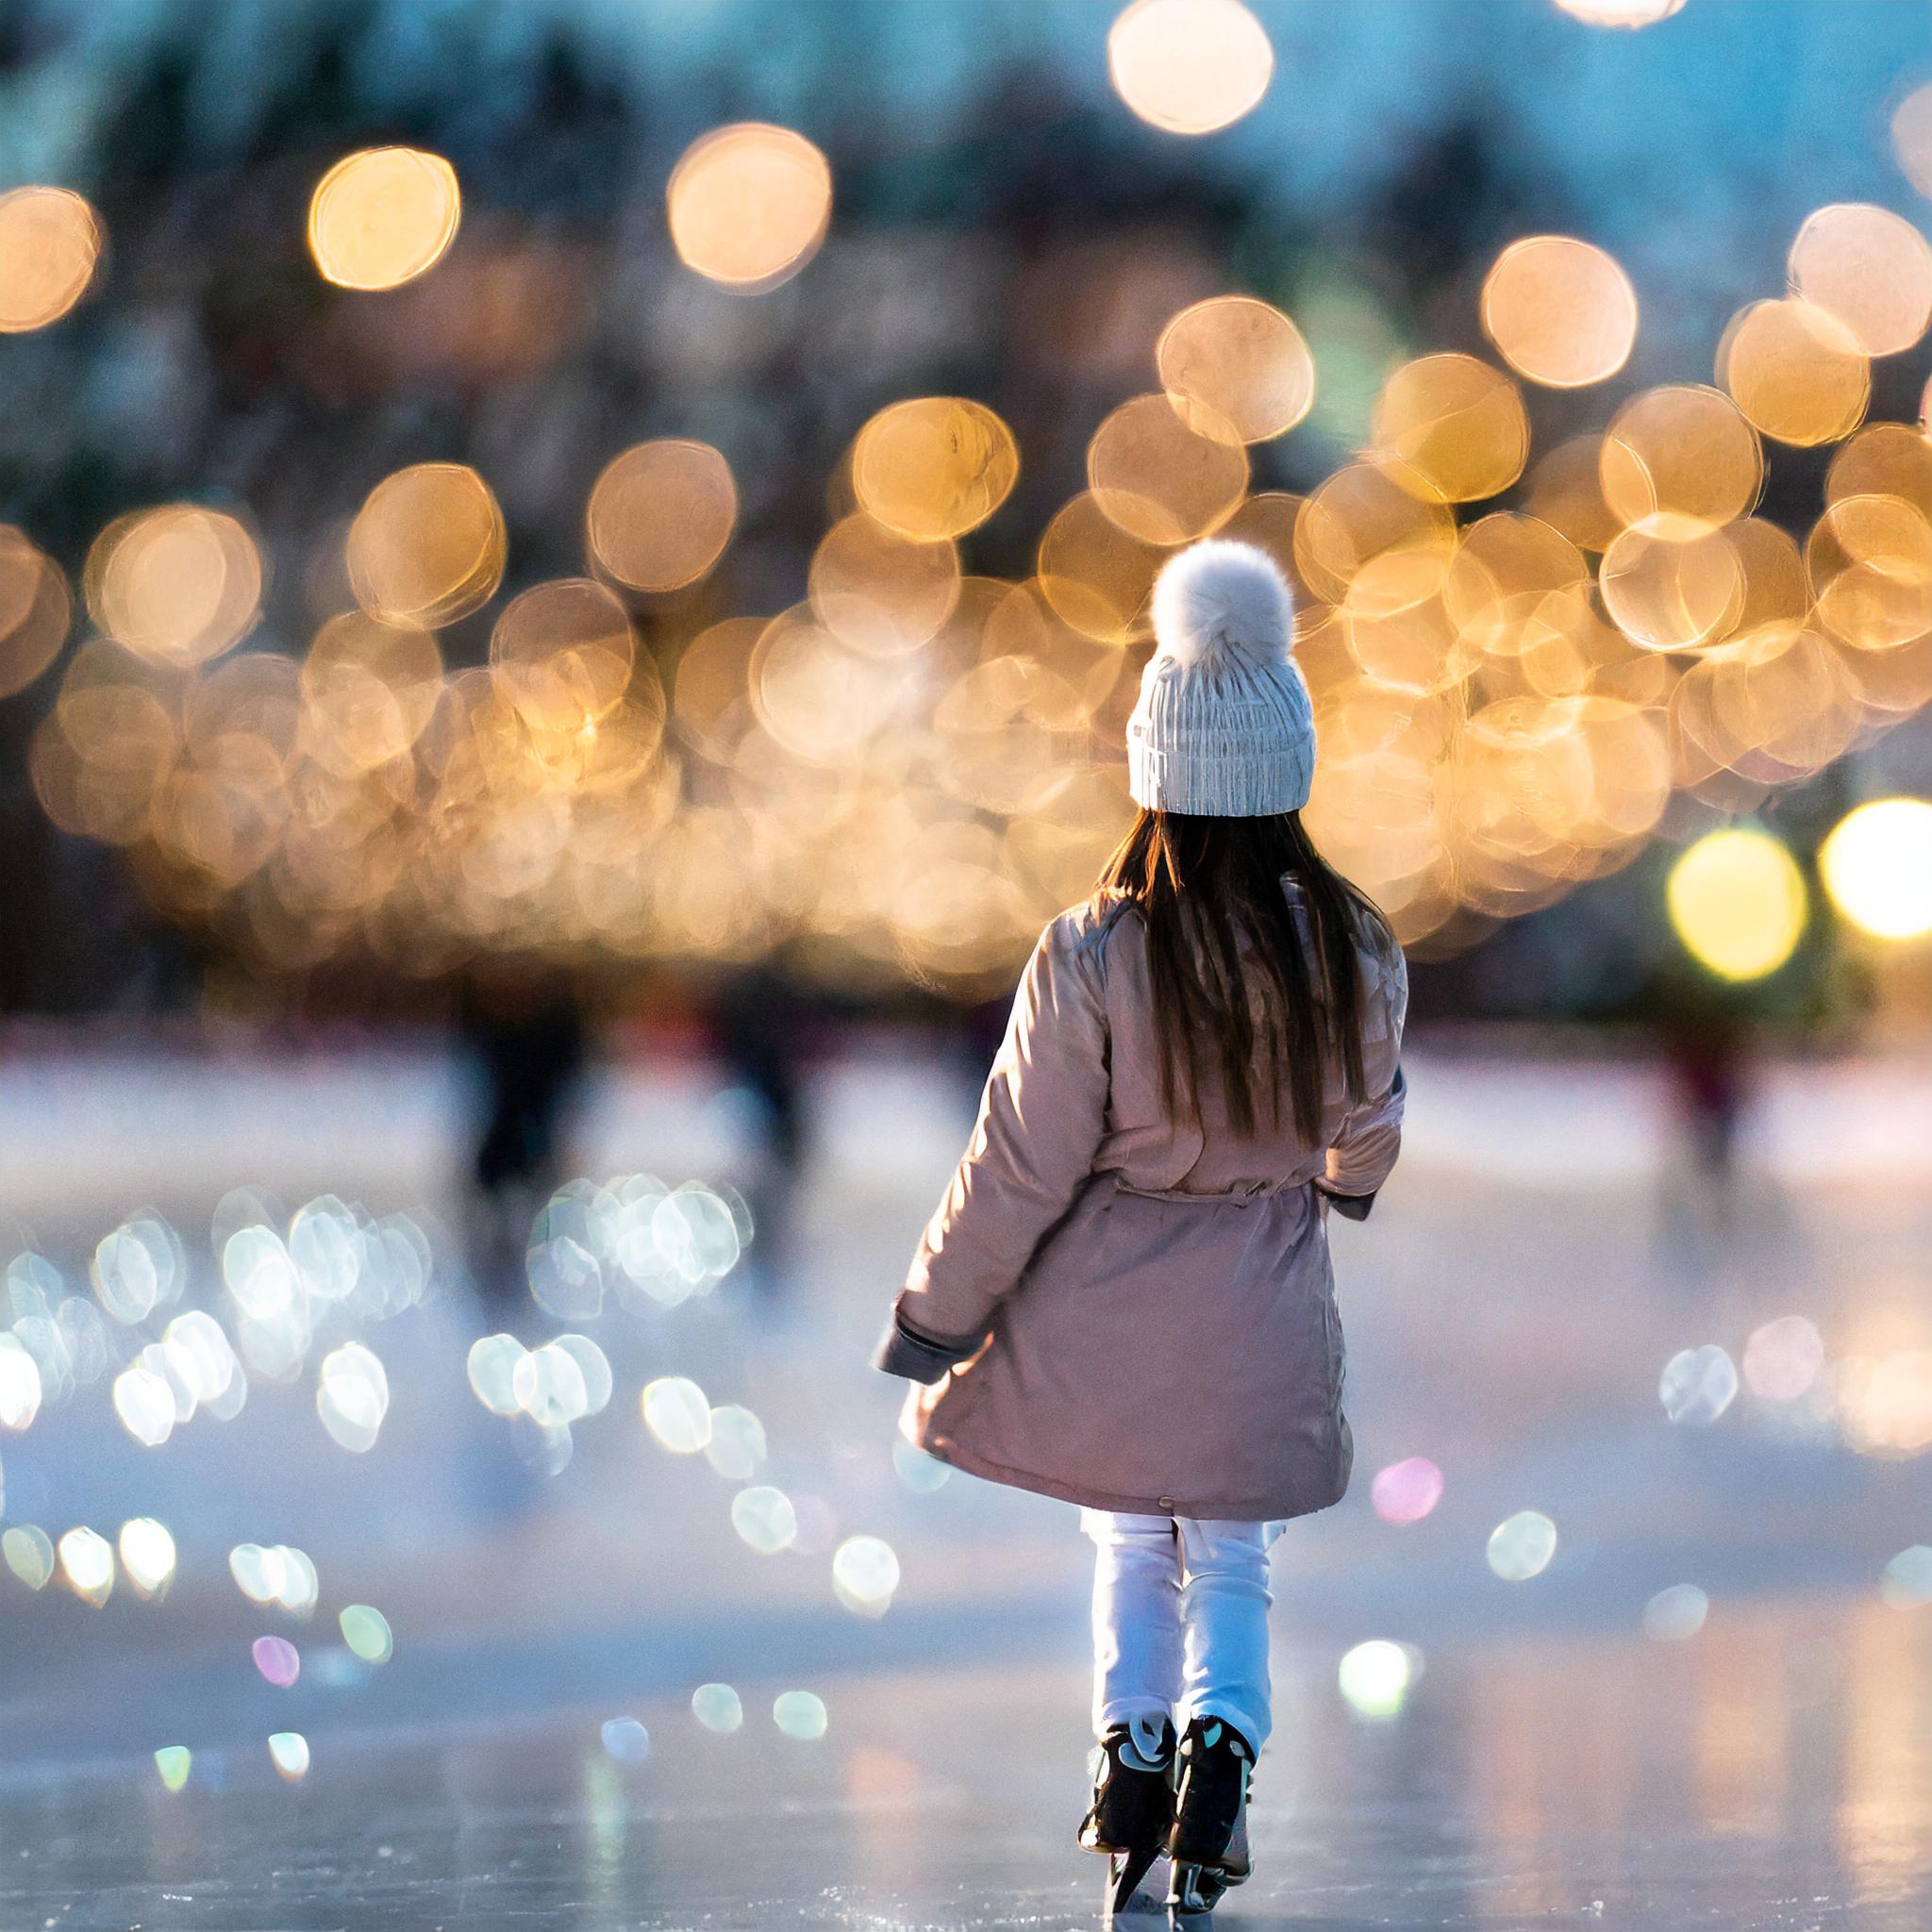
top-left (704, 958), bottom-right (812, 1301)
top-left (872, 541), bottom-right (1408, 1923)
top-left (458, 958), bottom-right (589, 1328)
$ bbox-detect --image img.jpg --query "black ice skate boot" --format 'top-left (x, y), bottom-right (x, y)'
top-left (1165, 1715), bottom-right (1255, 1922)
top-left (1078, 1714), bottom-right (1177, 1922)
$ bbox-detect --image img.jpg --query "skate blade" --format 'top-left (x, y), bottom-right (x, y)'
top-left (1104, 1847), bottom-right (1170, 1922)
top-left (1165, 1861), bottom-right (1227, 1925)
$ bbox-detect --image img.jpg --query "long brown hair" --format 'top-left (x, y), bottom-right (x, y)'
top-left (1090, 809), bottom-right (1388, 1143)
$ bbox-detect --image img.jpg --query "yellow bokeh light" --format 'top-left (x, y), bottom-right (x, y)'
top-left (851, 397), bottom-right (1018, 541)
top-left (1108, 0), bottom-right (1274, 136)
top-left (1788, 203), bottom-right (1932, 358)
top-left (1157, 295), bottom-right (1315, 442)
top-left (1892, 83), bottom-right (1932, 201)
top-left (0, 186), bottom-right (102, 332)
top-left (1371, 355), bottom-right (1528, 504)
top-left (85, 506), bottom-right (263, 669)
top-left (586, 440), bottom-right (737, 592)
top-left (308, 147), bottom-right (460, 291)
top-left (1600, 385), bottom-right (1763, 536)
top-left (1480, 236), bottom-right (1637, 389)
top-left (1087, 391), bottom-right (1247, 542)
top-left (1667, 826), bottom-right (1807, 981)
top-left (0, 527), bottom-right (72, 698)
top-left (666, 124), bottom-right (831, 291)
top-left (1820, 797), bottom-right (1932, 941)
top-left (346, 462), bottom-right (506, 629)
top-left (1719, 297), bottom-right (1870, 447)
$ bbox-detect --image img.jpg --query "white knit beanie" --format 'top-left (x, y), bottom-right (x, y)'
top-left (1125, 538), bottom-right (1315, 816)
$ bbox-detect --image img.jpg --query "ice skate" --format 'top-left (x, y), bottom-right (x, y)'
top-left (1077, 1714), bottom-right (1176, 1922)
top-left (1164, 1716), bottom-right (1254, 1924)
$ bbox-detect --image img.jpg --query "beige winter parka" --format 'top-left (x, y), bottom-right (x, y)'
top-left (874, 881), bottom-right (1407, 1522)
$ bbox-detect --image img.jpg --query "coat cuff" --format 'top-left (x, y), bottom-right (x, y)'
top-left (871, 1310), bottom-right (982, 1384)
top-left (1316, 1185), bottom-right (1377, 1222)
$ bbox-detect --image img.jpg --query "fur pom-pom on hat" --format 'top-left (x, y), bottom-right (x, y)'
top-left (1126, 539), bottom-right (1316, 817)
top-left (1149, 538), bottom-right (1297, 674)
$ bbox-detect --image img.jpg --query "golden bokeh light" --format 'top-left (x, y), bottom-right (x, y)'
top-left (1480, 236), bottom-right (1638, 388)
top-left (1788, 203), bottom-right (1932, 358)
top-left (1599, 522), bottom-right (1741, 652)
top-left (1821, 797), bottom-right (1932, 941)
top-left (300, 613), bottom-right (443, 777)
top-left (308, 147), bottom-right (460, 291)
top-left (808, 512), bottom-right (960, 658)
top-left (1087, 391), bottom-right (1247, 544)
top-left (1599, 386), bottom-right (1764, 536)
top-left (1891, 84), bottom-right (1932, 201)
top-left (490, 578), bottom-right (637, 736)
top-left (1371, 355), bottom-right (1528, 504)
top-left (586, 440), bottom-right (737, 593)
top-left (1826, 422), bottom-right (1932, 518)
top-left (1037, 491), bottom-right (1168, 642)
top-left (1807, 493), bottom-right (1932, 652)
top-left (1157, 296), bottom-right (1316, 442)
top-left (0, 527), bottom-right (72, 698)
top-left (346, 462), bottom-right (506, 629)
top-left (1525, 436), bottom-right (1620, 553)
top-left (1667, 826), bottom-right (1807, 980)
top-left (851, 397), bottom-right (1019, 541)
top-left (1107, 0), bottom-right (1274, 136)
top-left (1294, 458), bottom-right (1457, 605)
top-left (0, 186), bottom-right (102, 332)
top-left (1719, 297), bottom-right (1870, 446)
top-left (86, 506), bottom-right (263, 669)
top-left (667, 124), bottom-right (831, 291)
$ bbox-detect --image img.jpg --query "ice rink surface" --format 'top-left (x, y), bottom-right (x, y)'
top-left (1, 1040), bottom-right (1929, 1929)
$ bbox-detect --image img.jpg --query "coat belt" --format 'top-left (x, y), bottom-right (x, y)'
top-left (1106, 1172), bottom-right (1315, 1207)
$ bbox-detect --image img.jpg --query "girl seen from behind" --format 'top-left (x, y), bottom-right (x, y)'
top-left (874, 539), bottom-right (1408, 1924)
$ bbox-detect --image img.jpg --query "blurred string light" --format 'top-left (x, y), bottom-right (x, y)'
top-left (154, 1746), bottom-right (192, 1792)
top-left (1789, 204), bottom-right (1932, 358)
top-left (0, 186), bottom-right (102, 331)
top-left (1108, 0), bottom-right (1274, 136)
top-left (587, 441), bottom-right (738, 591)
top-left (1742, 1315), bottom-right (1825, 1401)
top-left (1158, 296), bottom-right (1316, 441)
top-left (340, 1603), bottom-right (393, 1663)
top-left (602, 1718), bottom-right (650, 1763)
top-left (1480, 237), bottom-right (1638, 388)
top-left (1820, 797), bottom-right (1932, 940)
top-left (0, 527), bottom-right (72, 698)
top-left (1883, 1546), bottom-right (1932, 1608)
top-left (1667, 828), bottom-right (1807, 981)
top-left (1642, 1583), bottom-right (1709, 1640)
top-left (1337, 1639), bottom-right (1419, 1718)
top-left (253, 1635), bottom-right (301, 1687)
top-left (1487, 1511), bottom-right (1557, 1581)
top-left (118, 1518), bottom-right (176, 1600)
top-left (268, 1731), bottom-right (310, 1782)
top-left (730, 1483), bottom-right (798, 1555)
top-left (831, 1534), bottom-right (901, 1617)
top-left (347, 463), bottom-right (504, 628)
top-left (1659, 1342), bottom-right (1739, 1424)
top-left (308, 148), bottom-right (460, 291)
top-left (772, 1690), bottom-right (828, 1740)
top-left (58, 1526), bottom-right (114, 1607)
top-left (666, 124), bottom-right (830, 291)
top-left (852, 398), bottom-right (1019, 540)
top-left (229, 1541), bottom-right (318, 1616)
top-left (1370, 1456), bottom-right (1443, 1524)
top-left (3, 1525), bottom-right (54, 1590)
top-left (642, 1374), bottom-right (712, 1454)
top-left (691, 1682), bottom-right (743, 1733)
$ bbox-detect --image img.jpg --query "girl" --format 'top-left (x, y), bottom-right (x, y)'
top-left (873, 538), bottom-right (1407, 1923)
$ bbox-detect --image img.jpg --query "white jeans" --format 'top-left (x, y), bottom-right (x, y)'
top-left (1081, 1509), bottom-right (1285, 1757)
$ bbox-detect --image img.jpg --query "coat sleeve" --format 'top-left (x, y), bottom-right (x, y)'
top-left (1318, 933), bottom-right (1409, 1213)
top-left (877, 913), bottom-right (1110, 1373)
